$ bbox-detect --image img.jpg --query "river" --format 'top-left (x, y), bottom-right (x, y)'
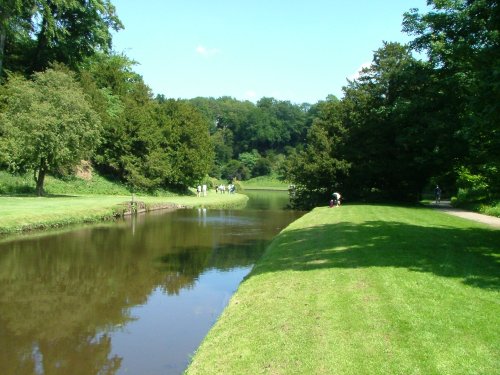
top-left (0, 190), bottom-right (303, 375)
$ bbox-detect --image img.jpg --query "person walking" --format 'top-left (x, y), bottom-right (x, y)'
top-left (435, 185), bottom-right (441, 204)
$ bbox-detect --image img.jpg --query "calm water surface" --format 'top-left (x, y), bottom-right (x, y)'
top-left (0, 191), bottom-right (302, 375)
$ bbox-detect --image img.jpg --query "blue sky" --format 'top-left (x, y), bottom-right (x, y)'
top-left (111, 0), bottom-right (428, 104)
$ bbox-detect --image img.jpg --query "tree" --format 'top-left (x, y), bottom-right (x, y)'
top-left (403, 0), bottom-right (500, 200)
top-left (157, 100), bottom-right (214, 188)
top-left (0, 0), bottom-right (123, 77)
top-left (0, 68), bottom-right (101, 195)
top-left (285, 97), bottom-right (350, 208)
top-left (340, 42), bottom-right (444, 200)
top-left (222, 159), bottom-right (250, 181)
top-left (0, 0), bottom-right (23, 77)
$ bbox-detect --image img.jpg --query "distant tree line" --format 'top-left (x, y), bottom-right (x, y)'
top-left (0, 0), bottom-right (497, 207)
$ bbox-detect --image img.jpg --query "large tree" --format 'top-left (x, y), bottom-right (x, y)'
top-left (285, 97), bottom-right (350, 208)
top-left (0, 0), bottom-right (122, 77)
top-left (0, 68), bottom-right (101, 195)
top-left (403, 0), bottom-right (500, 200)
top-left (341, 42), bottom-right (449, 200)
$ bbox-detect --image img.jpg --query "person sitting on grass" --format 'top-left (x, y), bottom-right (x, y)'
top-left (333, 192), bottom-right (341, 207)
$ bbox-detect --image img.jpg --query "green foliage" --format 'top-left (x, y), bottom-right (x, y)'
top-left (189, 96), bottom-right (311, 166)
top-left (44, 174), bottom-right (131, 196)
top-left (222, 159), bottom-right (250, 181)
top-left (403, 0), bottom-right (500, 200)
top-left (1, 0), bottom-right (123, 76)
top-left (0, 170), bottom-right (132, 196)
top-left (158, 99), bottom-right (215, 187)
top-left (0, 171), bottom-right (35, 195)
top-left (341, 42), bottom-right (445, 201)
top-left (78, 54), bottom-right (214, 191)
top-left (456, 166), bottom-right (490, 201)
top-left (0, 68), bottom-right (101, 195)
top-left (252, 157), bottom-right (272, 177)
top-left (285, 98), bottom-right (350, 208)
top-left (238, 150), bottom-right (261, 171)
top-left (285, 0), bottom-right (499, 205)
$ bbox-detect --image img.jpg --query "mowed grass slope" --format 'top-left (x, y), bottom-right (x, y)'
top-left (0, 192), bottom-right (248, 233)
top-left (187, 205), bottom-right (500, 375)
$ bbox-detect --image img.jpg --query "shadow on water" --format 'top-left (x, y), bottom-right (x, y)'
top-left (250, 220), bottom-right (500, 290)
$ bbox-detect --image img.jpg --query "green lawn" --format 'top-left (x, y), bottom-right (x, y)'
top-left (240, 175), bottom-right (289, 190)
top-left (0, 191), bottom-right (248, 233)
top-left (186, 204), bottom-right (500, 375)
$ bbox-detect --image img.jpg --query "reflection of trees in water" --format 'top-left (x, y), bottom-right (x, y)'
top-left (0, 207), bottom-right (299, 374)
top-left (0, 225), bottom-right (164, 375)
top-left (0, 328), bottom-right (121, 375)
top-left (155, 240), bottom-right (268, 295)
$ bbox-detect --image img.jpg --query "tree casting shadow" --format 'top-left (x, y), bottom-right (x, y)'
top-left (250, 221), bottom-right (500, 290)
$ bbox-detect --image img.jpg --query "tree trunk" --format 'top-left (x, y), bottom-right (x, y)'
top-left (32, 0), bottom-right (57, 72)
top-left (32, 17), bottom-right (49, 72)
top-left (0, 19), bottom-right (6, 78)
top-left (36, 168), bottom-right (46, 196)
top-left (35, 158), bottom-right (47, 196)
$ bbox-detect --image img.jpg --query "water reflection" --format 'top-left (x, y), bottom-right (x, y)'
top-left (0, 191), bottom-right (302, 374)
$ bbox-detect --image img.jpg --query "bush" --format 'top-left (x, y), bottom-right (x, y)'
top-left (222, 160), bottom-right (251, 181)
top-left (252, 158), bottom-right (272, 177)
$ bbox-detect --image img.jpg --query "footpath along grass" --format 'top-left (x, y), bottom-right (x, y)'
top-left (186, 204), bottom-right (500, 375)
top-left (0, 192), bottom-right (247, 233)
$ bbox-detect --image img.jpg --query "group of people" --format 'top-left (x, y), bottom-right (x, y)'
top-left (196, 184), bottom-right (208, 197)
top-left (216, 183), bottom-right (236, 194)
top-left (197, 183), bottom-right (236, 196)
top-left (330, 192), bottom-right (342, 208)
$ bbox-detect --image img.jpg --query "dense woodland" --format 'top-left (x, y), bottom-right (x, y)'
top-left (0, 0), bottom-right (498, 209)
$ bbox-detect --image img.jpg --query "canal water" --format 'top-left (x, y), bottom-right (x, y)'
top-left (0, 191), bottom-right (303, 375)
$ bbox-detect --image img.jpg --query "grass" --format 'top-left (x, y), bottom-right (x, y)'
top-left (0, 191), bottom-right (248, 234)
top-left (240, 175), bottom-right (289, 191)
top-left (0, 170), bottom-right (133, 196)
top-left (186, 204), bottom-right (500, 375)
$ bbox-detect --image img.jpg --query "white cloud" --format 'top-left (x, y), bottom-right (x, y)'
top-left (195, 45), bottom-right (220, 57)
top-left (348, 62), bottom-right (371, 81)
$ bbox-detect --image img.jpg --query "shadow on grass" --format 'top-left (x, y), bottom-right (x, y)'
top-left (251, 221), bottom-right (500, 290)
top-left (0, 193), bottom-right (81, 198)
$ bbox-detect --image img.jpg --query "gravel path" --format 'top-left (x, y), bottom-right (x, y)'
top-left (429, 201), bottom-right (500, 229)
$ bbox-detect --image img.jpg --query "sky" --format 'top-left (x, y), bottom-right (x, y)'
top-left (111, 0), bottom-right (429, 104)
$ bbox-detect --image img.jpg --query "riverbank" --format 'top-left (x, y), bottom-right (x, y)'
top-left (0, 192), bottom-right (248, 234)
top-left (186, 204), bottom-right (500, 374)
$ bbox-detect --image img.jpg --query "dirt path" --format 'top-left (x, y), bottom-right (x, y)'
top-left (429, 201), bottom-right (500, 229)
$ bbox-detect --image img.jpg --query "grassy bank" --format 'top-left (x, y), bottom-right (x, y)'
top-left (0, 192), bottom-right (248, 234)
top-left (186, 204), bottom-right (500, 374)
top-left (240, 175), bottom-right (288, 191)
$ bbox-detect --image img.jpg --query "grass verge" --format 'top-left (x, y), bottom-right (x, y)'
top-left (0, 192), bottom-right (248, 234)
top-left (240, 175), bottom-right (289, 191)
top-left (186, 204), bottom-right (500, 375)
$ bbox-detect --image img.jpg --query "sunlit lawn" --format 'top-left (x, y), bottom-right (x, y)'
top-left (187, 204), bottom-right (500, 375)
top-left (0, 192), bottom-right (247, 233)
top-left (241, 175), bottom-right (288, 190)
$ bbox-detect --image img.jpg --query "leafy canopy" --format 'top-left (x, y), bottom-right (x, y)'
top-left (0, 68), bottom-right (101, 195)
